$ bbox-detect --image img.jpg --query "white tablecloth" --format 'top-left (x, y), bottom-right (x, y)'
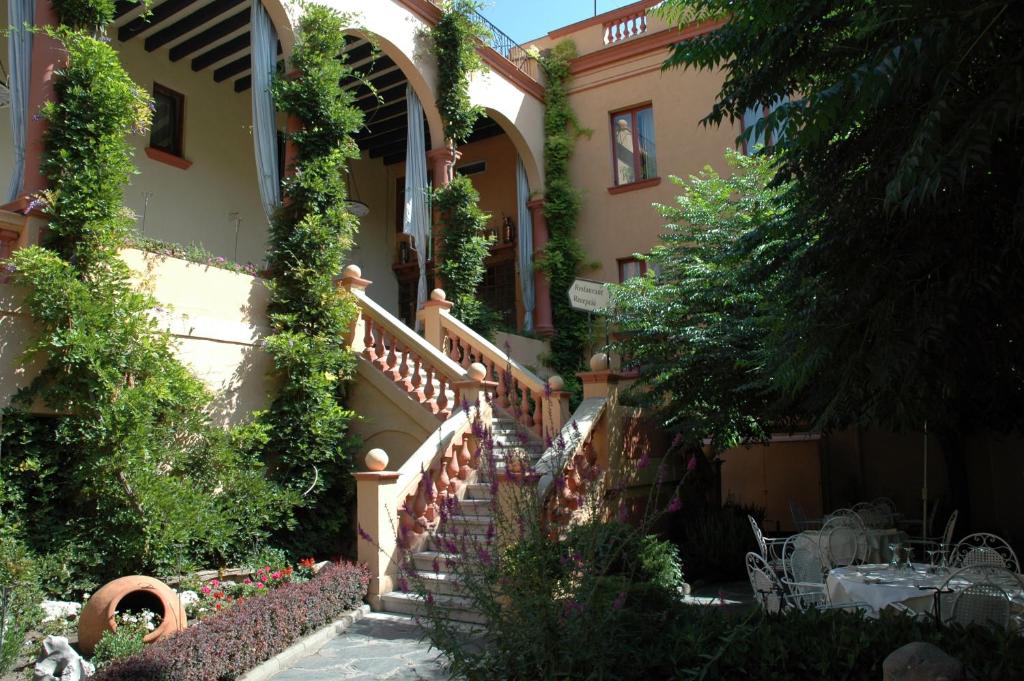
top-left (805, 528), bottom-right (908, 564)
top-left (827, 564), bottom-right (1024, 616)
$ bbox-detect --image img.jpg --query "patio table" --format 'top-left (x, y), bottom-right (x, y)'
top-left (804, 527), bottom-right (908, 564)
top-left (826, 564), bottom-right (1024, 617)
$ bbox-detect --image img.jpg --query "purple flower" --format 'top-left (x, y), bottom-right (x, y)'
top-left (612, 591), bottom-right (627, 610)
top-left (357, 525), bottom-right (373, 543)
top-left (637, 453), bottom-right (650, 470)
top-left (398, 577), bottom-right (409, 592)
top-left (667, 496), bottom-right (682, 513)
top-left (31, 112), bottom-right (44, 122)
top-left (616, 505), bottom-right (629, 522)
top-left (24, 197), bottom-right (44, 214)
top-left (2, 262), bottom-right (16, 274)
top-left (687, 455), bottom-right (698, 472)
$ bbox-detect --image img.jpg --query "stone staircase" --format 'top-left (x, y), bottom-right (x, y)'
top-left (378, 415), bottom-right (544, 625)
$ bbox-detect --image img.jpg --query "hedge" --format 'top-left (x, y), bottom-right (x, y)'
top-left (93, 562), bottom-right (369, 681)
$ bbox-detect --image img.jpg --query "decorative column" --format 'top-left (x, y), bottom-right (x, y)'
top-left (339, 264), bottom-right (372, 351)
top-left (20, 0), bottom-right (63, 199)
top-left (426, 147), bottom-right (461, 289)
top-left (542, 375), bottom-right (572, 442)
top-left (578, 352), bottom-right (620, 401)
top-left (527, 198), bottom-right (554, 336)
top-left (452, 362), bottom-right (496, 431)
top-left (353, 448), bottom-right (400, 610)
top-left (417, 287), bottom-right (453, 351)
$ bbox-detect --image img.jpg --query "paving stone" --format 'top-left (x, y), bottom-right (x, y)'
top-left (268, 614), bottom-right (450, 681)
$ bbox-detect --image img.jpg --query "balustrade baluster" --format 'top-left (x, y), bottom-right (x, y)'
top-left (424, 366), bottom-right (436, 404)
top-left (411, 354), bottom-right (423, 395)
top-left (398, 341), bottom-right (411, 386)
top-left (498, 368), bottom-right (511, 408)
top-left (639, 13), bottom-right (647, 34)
top-left (386, 333), bottom-right (398, 374)
top-left (374, 325), bottom-right (386, 368)
top-left (457, 437), bottom-right (472, 479)
top-left (437, 376), bottom-right (450, 415)
top-left (363, 318), bottom-right (376, 360)
top-left (532, 390), bottom-right (543, 435)
top-left (447, 448), bottom-right (461, 494)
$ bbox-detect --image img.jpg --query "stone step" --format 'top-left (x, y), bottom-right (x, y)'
top-left (412, 570), bottom-right (464, 597)
top-left (427, 531), bottom-right (490, 553)
top-left (379, 591), bottom-right (485, 625)
top-left (449, 498), bottom-right (492, 516)
top-left (411, 550), bottom-right (459, 573)
top-left (464, 483), bottom-right (492, 500)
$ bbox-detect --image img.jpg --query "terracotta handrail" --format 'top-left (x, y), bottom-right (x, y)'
top-left (350, 286), bottom-right (469, 420)
top-left (603, 8), bottom-right (649, 45)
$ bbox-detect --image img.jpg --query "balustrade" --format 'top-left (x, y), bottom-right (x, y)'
top-left (603, 9), bottom-right (648, 45)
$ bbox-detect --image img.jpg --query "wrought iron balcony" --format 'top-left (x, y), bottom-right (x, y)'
top-left (426, 0), bottom-right (540, 82)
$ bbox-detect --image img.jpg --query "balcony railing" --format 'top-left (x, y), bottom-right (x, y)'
top-left (603, 7), bottom-right (650, 45)
top-left (427, 0), bottom-right (540, 82)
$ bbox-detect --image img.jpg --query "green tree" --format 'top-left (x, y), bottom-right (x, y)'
top-left (611, 151), bottom-right (791, 452)
top-left (658, 0), bottom-right (1024, 519)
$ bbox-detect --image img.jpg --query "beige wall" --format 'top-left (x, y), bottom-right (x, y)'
top-left (349, 154), bottom-right (400, 316)
top-left (1, 249), bottom-right (274, 426)
top-left (113, 34), bottom-right (270, 268)
top-left (567, 54), bottom-right (738, 282)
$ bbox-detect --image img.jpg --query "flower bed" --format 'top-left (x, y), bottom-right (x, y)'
top-left (92, 562), bottom-right (369, 681)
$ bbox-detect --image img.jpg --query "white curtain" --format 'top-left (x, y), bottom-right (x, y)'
top-left (250, 0), bottom-right (279, 217)
top-left (6, 0), bottom-right (33, 202)
top-left (516, 156), bottom-right (535, 331)
top-left (403, 85), bottom-right (431, 313)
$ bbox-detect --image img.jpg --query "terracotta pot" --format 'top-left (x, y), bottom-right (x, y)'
top-left (78, 575), bottom-right (187, 655)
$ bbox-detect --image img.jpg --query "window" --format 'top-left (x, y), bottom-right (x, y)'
top-left (618, 257), bottom-right (648, 282)
top-left (742, 96), bottom-right (789, 155)
top-left (611, 105), bottom-right (657, 186)
top-left (150, 84), bottom-right (185, 157)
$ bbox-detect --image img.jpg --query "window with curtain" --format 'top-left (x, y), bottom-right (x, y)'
top-left (611, 105), bottom-right (657, 186)
top-left (742, 96), bottom-right (790, 155)
top-left (617, 257), bottom-right (648, 282)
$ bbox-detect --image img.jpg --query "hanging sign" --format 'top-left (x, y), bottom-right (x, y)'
top-left (568, 278), bottom-right (611, 314)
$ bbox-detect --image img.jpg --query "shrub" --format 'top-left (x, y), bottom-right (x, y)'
top-left (0, 535), bottom-right (43, 674)
top-left (91, 623), bottom-right (146, 669)
top-left (674, 503), bottom-right (761, 582)
top-left (93, 562), bottom-right (369, 681)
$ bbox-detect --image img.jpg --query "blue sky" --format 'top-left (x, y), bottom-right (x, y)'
top-left (477, 1), bottom-right (640, 44)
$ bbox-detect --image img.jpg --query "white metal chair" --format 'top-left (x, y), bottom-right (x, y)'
top-left (820, 519), bottom-right (868, 568)
top-left (748, 515), bottom-right (786, 571)
top-left (746, 551), bottom-right (784, 614)
top-left (937, 566), bottom-right (1021, 630)
top-left (907, 509), bottom-right (958, 556)
top-left (950, 532), bottom-right (1020, 573)
top-left (789, 500), bottom-right (821, 531)
top-left (852, 501), bottom-right (889, 529)
top-left (825, 508), bottom-right (866, 530)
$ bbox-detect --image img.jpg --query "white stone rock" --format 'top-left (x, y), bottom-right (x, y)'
top-left (33, 636), bottom-right (94, 681)
top-left (178, 590), bottom-right (199, 607)
top-left (883, 642), bottom-right (963, 681)
top-left (39, 601), bottom-right (80, 624)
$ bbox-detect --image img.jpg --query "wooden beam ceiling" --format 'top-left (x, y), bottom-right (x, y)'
top-left (146, 0), bottom-right (246, 52)
top-left (164, 7), bottom-right (248, 59)
top-left (119, 0), bottom-right (202, 42)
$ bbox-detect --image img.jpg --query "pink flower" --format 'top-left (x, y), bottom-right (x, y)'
top-left (612, 591), bottom-right (627, 610)
top-left (687, 455), bottom-right (698, 472)
top-left (637, 453), bottom-right (650, 469)
top-left (243, 578), bottom-right (252, 585)
top-left (271, 571), bottom-right (282, 580)
top-left (256, 582), bottom-right (265, 589)
top-left (667, 496), bottom-right (682, 513)
top-left (201, 585), bottom-right (212, 595)
top-left (210, 579), bottom-right (220, 587)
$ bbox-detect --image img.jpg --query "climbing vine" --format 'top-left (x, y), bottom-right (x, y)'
top-left (539, 41), bottom-right (589, 396)
top-left (263, 4), bottom-right (363, 557)
top-left (2, 24), bottom-right (291, 584)
top-left (430, 0), bottom-right (496, 335)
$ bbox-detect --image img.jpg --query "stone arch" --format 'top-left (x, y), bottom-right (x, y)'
top-left (261, 0), bottom-right (297, 59)
top-left (484, 107), bottom-right (543, 194)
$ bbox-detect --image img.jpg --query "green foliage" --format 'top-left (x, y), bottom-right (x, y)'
top-left (657, 0), bottom-right (1024, 437)
top-left (51, 0), bottom-right (118, 31)
top-left (431, 0), bottom-right (487, 145)
top-left (610, 151), bottom-right (792, 451)
top-left (567, 522), bottom-right (684, 593)
top-left (671, 503), bottom-right (760, 581)
top-left (91, 625), bottom-right (146, 669)
top-left (435, 175), bottom-right (497, 335)
top-left (0, 535), bottom-right (43, 674)
top-left (2, 29), bottom-right (293, 587)
top-left (539, 41), bottom-right (588, 398)
top-left (264, 4), bottom-right (363, 557)
top-left (128, 236), bottom-right (264, 276)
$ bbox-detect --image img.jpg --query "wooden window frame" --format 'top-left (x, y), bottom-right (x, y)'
top-left (617, 256), bottom-right (648, 283)
top-left (149, 83), bottom-right (186, 159)
top-left (610, 103), bottom-right (657, 188)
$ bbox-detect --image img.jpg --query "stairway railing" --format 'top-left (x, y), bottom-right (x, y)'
top-left (418, 289), bottom-right (570, 442)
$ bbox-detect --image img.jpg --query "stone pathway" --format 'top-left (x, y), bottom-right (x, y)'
top-left (268, 612), bottom-right (451, 681)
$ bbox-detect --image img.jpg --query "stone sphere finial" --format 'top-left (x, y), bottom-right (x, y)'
top-left (430, 288), bottom-right (447, 302)
top-left (548, 375), bottom-right (565, 391)
top-left (342, 264), bottom-right (362, 280)
top-left (589, 352), bottom-right (610, 372)
top-left (364, 448), bottom-right (388, 472)
top-left (468, 362), bottom-right (487, 382)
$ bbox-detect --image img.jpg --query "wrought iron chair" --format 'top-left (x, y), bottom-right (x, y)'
top-left (746, 551), bottom-right (784, 614)
top-left (852, 501), bottom-right (889, 529)
top-left (748, 515), bottom-right (786, 572)
top-left (820, 519), bottom-right (868, 568)
top-left (938, 566), bottom-right (1022, 630)
top-left (950, 532), bottom-right (1020, 573)
top-left (789, 499), bottom-right (821, 531)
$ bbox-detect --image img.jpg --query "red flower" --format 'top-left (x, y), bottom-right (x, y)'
top-left (214, 603), bottom-right (222, 610)
top-left (213, 591), bottom-right (225, 599)
top-left (299, 557), bottom-right (316, 569)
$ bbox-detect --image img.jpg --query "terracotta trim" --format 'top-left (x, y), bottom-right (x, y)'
top-left (548, 0), bottom-right (662, 40)
top-left (0, 196), bottom-right (45, 217)
top-left (394, 0), bottom-right (441, 24)
top-left (571, 20), bottom-right (726, 76)
top-left (608, 177), bottom-right (661, 194)
top-left (145, 146), bottom-right (193, 170)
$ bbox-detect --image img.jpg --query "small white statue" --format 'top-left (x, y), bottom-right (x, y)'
top-left (33, 635), bottom-right (94, 681)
